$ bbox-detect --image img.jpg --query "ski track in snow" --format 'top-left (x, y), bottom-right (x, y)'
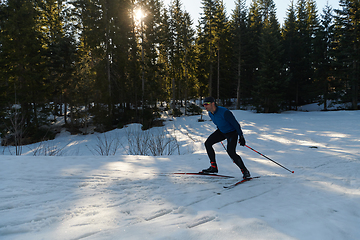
top-left (1, 110), bottom-right (360, 239)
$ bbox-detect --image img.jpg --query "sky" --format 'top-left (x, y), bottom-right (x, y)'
top-left (163, 0), bottom-right (341, 26)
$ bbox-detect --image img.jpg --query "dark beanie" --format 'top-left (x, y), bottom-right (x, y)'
top-left (204, 96), bottom-right (215, 103)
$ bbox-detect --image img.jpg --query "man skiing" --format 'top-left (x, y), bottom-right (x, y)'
top-left (201, 96), bottom-right (250, 179)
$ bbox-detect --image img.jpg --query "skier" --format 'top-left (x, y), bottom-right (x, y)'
top-left (201, 96), bottom-right (250, 179)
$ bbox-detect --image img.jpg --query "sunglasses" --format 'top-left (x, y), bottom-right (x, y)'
top-left (203, 102), bottom-right (212, 106)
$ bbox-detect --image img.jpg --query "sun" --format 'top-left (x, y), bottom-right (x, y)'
top-left (134, 8), bottom-right (145, 22)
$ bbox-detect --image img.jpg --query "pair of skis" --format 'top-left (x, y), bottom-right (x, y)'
top-left (170, 145), bottom-right (294, 188)
top-left (173, 172), bottom-right (260, 189)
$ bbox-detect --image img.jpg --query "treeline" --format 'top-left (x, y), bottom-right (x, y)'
top-left (0, 0), bottom-right (359, 145)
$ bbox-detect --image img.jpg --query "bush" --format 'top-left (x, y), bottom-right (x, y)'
top-left (124, 128), bottom-right (180, 156)
top-left (90, 133), bottom-right (121, 156)
top-left (187, 103), bottom-right (202, 115)
top-left (141, 107), bottom-right (162, 130)
top-left (171, 108), bottom-right (183, 117)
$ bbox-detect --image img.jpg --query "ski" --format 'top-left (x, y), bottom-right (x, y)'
top-left (224, 176), bottom-right (261, 189)
top-left (173, 172), bottom-right (234, 178)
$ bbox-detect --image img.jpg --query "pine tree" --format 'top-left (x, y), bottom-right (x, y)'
top-left (157, 7), bottom-right (172, 103)
top-left (71, 0), bottom-right (109, 128)
top-left (247, 0), bottom-right (263, 101)
top-left (43, 0), bottom-right (77, 120)
top-left (282, 0), bottom-right (298, 110)
top-left (197, 0), bottom-right (218, 97)
top-left (71, 0), bottom-right (134, 129)
top-left (127, 0), bottom-right (141, 121)
top-left (213, 0), bottom-right (232, 103)
top-left (253, 0), bottom-right (285, 112)
top-left (181, 11), bottom-right (197, 114)
top-left (109, 0), bottom-right (133, 121)
top-left (197, 0), bottom-right (232, 101)
top-left (166, 0), bottom-right (197, 113)
top-left (231, 0), bottom-right (249, 109)
top-left (334, 0), bottom-right (360, 110)
top-left (313, 4), bottom-right (336, 110)
top-left (296, 0), bottom-right (320, 105)
top-left (281, 0), bottom-right (320, 109)
top-left (169, 0), bottom-right (185, 109)
top-left (143, 0), bottom-right (158, 102)
top-left (0, 0), bottom-right (49, 134)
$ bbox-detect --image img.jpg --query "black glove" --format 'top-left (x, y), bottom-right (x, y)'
top-left (239, 135), bottom-right (246, 146)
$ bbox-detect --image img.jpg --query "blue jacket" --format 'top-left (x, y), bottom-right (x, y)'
top-left (208, 106), bottom-right (243, 136)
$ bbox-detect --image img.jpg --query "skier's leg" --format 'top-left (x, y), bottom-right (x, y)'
top-left (205, 129), bottom-right (226, 169)
top-left (225, 131), bottom-right (250, 178)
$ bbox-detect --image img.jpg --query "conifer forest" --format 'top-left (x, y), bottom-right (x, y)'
top-left (0, 0), bottom-right (359, 145)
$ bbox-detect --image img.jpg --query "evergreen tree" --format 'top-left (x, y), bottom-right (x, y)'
top-left (157, 7), bottom-right (172, 103)
top-left (197, 0), bottom-right (232, 101)
top-left (296, 0), bottom-right (320, 105)
top-left (282, 0), bottom-right (298, 110)
top-left (313, 4), bottom-right (336, 110)
top-left (44, 0), bottom-right (77, 120)
top-left (281, 0), bottom-right (320, 109)
top-left (71, 0), bottom-right (110, 129)
top-left (0, 0), bottom-right (49, 139)
top-left (213, 0), bottom-right (232, 103)
top-left (72, 0), bottom-right (133, 129)
top-left (109, 0), bottom-right (133, 121)
top-left (305, 0), bottom-right (320, 100)
top-left (127, 0), bottom-right (142, 121)
top-left (140, 0), bottom-right (163, 106)
top-left (253, 0), bottom-right (285, 112)
top-left (334, 0), bottom-right (360, 109)
top-left (166, 0), bottom-right (196, 113)
top-left (247, 0), bottom-right (263, 101)
top-left (197, 0), bottom-right (218, 97)
top-left (231, 0), bottom-right (250, 109)
top-left (169, 0), bottom-right (186, 108)
top-left (181, 11), bottom-right (197, 113)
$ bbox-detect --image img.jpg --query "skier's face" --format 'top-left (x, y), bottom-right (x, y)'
top-left (204, 102), bottom-right (216, 113)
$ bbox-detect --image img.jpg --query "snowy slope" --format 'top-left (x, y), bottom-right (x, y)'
top-left (1, 110), bottom-right (360, 240)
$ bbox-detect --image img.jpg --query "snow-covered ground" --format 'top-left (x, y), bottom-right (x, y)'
top-left (1, 108), bottom-right (360, 240)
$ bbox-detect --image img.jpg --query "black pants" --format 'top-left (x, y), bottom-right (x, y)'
top-left (205, 129), bottom-right (246, 170)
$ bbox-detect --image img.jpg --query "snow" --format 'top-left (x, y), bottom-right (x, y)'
top-left (1, 108), bottom-right (360, 240)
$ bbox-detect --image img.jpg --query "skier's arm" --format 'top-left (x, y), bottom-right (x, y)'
top-left (224, 110), bottom-right (243, 137)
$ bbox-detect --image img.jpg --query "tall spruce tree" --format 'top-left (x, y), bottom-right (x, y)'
top-left (169, 0), bottom-right (185, 108)
top-left (313, 4), bottom-right (336, 110)
top-left (72, 0), bottom-right (134, 129)
top-left (231, 0), bottom-right (249, 109)
top-left (334, 0), bottom-right (360, 109)
top-left (71, 0), bottom-right (109, 128)
top-left (44, 0), bottom-right (77, 120)
top-left (109, 0), bottom-right (132, 109)
top-left (253, 0), bottom-right (285, 112)
top-left (247, 0), bottom-right (263, 102)
top-left (282, 0), bottom-right (320, 109)
top-left (197, 0), bottom-right (232, 101)
top-left (295, 0), bottom-right (320, 106)
top-left (157, 7), bottom-right (172, 103)
top-left (0, 0), bottom-right (49, 142)
top-left (282, 1), bottom-right (298, 110)
top-left (140, 0), bottom-right (163, 107)
top-left (181, 11), bottom-right (197, 113)
top-left (127, 0), bottom-right (142, 121)
top-left (197, 0), bottom-right (218, 97)
top-left (213, 0), bottom-right (232, 103)
top-left (167, 0), bottom-right (196, 113)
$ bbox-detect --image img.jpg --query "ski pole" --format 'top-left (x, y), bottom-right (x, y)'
top-left (220, 141), bottom-right (227, 150)
top-left (245, 145), bottom-right (294, 173)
